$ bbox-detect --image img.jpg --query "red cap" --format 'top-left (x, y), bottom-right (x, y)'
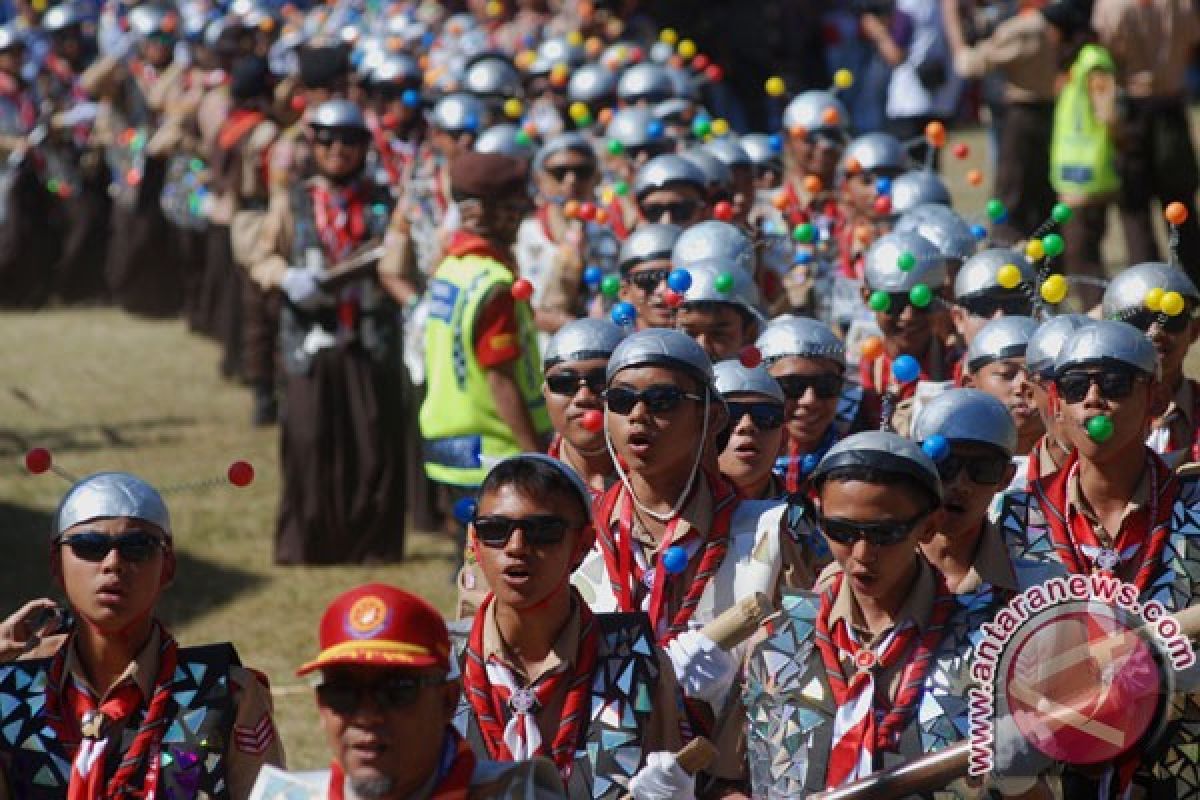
top-left (296, 584), bottom-right (450, 676)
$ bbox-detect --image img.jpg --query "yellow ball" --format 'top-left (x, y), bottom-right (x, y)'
top-left (1162, 291), bottom-right (1186, 317)
top-left (1041, 275), bottom-right (1068, 305)
top-left (485, 0), bottom-right (503, 17)
top-left (569, 102), bottom-right (590, 121)
top-left (765, 76), bottom-right (786, 97)
top-left (566, 31), bottom-right (584, 47)
top-left (711, 118), bottom-right (730, 137)
top-left (503, 98), bottom-right (523, 119)
top-left (601, 188), bottom-right (615, 205)
top-left (1024, 239), bottom-right (1045, 262)
top-left (833, 68), bottom-right (854, 90)
top-left (996, 264), bottom-right (1022, 289)
top-left (659, 28), bottom-right (678, 45)
top-left (1145, 287), bottom-right (1165, 311)
top-left (678, 39), bottom-right (697, 59)
top-left (515, 50), bottom-right (536, 69)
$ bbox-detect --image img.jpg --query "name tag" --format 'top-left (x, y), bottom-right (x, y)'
top-left (428, 280), bottom-right (460, 323)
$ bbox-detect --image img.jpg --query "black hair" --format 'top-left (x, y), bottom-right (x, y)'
top-left (813, 464), bottom-right (940, 516)
top-left (479, 457), bottom-right (590, 524)
top-left (681, 300), bottom-right (758, 329)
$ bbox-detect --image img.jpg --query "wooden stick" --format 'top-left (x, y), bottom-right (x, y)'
top-left (700, 593), bottom-right (774, 651)
top-left (619, 737), bottom-right (718, 800)
top-left (315, 242), bottom-right (386, 291)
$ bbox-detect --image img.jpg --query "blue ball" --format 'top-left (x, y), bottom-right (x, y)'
top-left (768, 133), bottom-right (783, 153)
top-left (922, 434), bottom-right (950, 462)
top-left (583, 265), bottom-right (604, 288)
top-left (453, 497), bottom-right (477, 524)
top-left (994, 211), bottom-right (1009, 225)
top-left (646, 120), bottom-right (665, 139)
top-left (875, 177), bottom-right (892, 195)
top-left (891, 354), bottom-right (920, 384)
top-left (463, 113), bottom-right (479, 133)
top-left (662, 545), bottom-right (688, 575)
top-left (667, 268), bottom-right (692, 292)
top-left (970, 224), bottom-right (988, 240)
top-left (401, 89), bottom-right (421, 108)
top-left (794, 250), bottom-right (812, 265)
top-left (800, 452), bottom-right (820, 475)
top-left (611, 301), bottom-right (637, 326)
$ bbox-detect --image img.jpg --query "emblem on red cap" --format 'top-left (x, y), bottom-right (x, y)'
top-left (346, 595), bottom-right (390, 639)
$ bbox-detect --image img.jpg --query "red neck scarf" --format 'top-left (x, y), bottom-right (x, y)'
top-left (462, 592), bottom-right (597, 781)
top-left (328, 728), bottom-right (476, 800)
top-left (593, 470), bottom-right (739, 643)
top-left (815, 569), bottom-right (955, 788)
top-left (1032, 449), bottom-right (1177, 590)
top-left (311, 181), bottom-right (370, 262)
top-left (45, 624), bottom-right (180, 800)
top-left (445, 230), bottom-right (517, 273)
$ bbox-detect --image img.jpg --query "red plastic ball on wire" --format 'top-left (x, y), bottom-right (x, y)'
top-left (739, 345), bottom-right (763, 368)
top-left (227, 460), bottom-right (255, 487)
top-left (952, 143), bottom-right (969, 159)
top-left (511, 278), bottom-right (535, 302)
top-left (663, 288), bottom-right (684, 307)
top-left (704, 64), bottom-right (724, 82)
top-left (24, 447), bottom-right (52, 474)
top-left (580, 410), bottom-right (604, 433)
top-left (577, 202), bottom-right (597, 221)
top-left (290, 94), bottom-right (307, 113)
top-left (873, 195), bottom-right (892, 215)
top-left (713, 201), bottom-right (734, 221)
top-left (692, 54), bottom-right (710, 71)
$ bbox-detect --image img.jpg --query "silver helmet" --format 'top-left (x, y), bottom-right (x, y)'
top-left (544, 318), bottom-right (626, 368)
top-left (842, 132), bottom-right (907, 176)
top-left (781, 90), bottom-right (848, 135)
top-left (606, 328), bottom-right (714, 388)
top-left (43, 2), bottom-right (91, 32)
top-left (678, 262), bottom-right (762, 319)
top-left (129, 3), bottom-right (179, 38)
top-left (672, 221), bottom-right (753, 274)
top-left (681, 148), bottom-right (732, 194)
top-left (666, 66), bottom-right (698, 101)
top-left (617, 62), bottom-right (675, 105)
top-left (912, 388), bottom-right (1017, 456)
top-left (965, 315), bottom-right (1038, 373)
top-left (618, 223), bottom-right (681, 273)
top-left (755, 315), bottom-right (846, 368)
top-left (714, 361), bottom-right (785, 403)
top-left (1026, 314), bottom-right (1090, 378)
top-left (474, 124), bottom-right (537, 159)
top-left (740, 133), bottom-right (783, 175)
top-left (309, 99), bottom-right (369, 132)
top-left (889, 171), bottom-right (951, 216)
top-left (606, 107), bottom-right (665, 150)
top-left (567, 64), bottom-right (618, 108)
top-left (633, 154), bottom-right (706, 199)
top-left (863, 231), bottom-right (945, 293)
top-left (430, 92), bottom-right (487, 133)
top-left (463, 55), bottom-right (523, 100)
top-left (528, 36), bottom-right (585, 76)
top-left (954, 248), bottom-right (1035, 300)
top-left (654, 97), bottom-right (696, 128)
top-left (56, 472), bottom-right (172, 537)
top-left (532, 132), bottom-right (595, 173)
top-left (1054, 320), bottom-right (1159, 379)
top-left (1102, 262), bottom-right (1200, 319)
top-left (369, 52), bottom-right (421, 88)
top-left (893, 204), bottom-right (977, 264)
top-left (811, 430), bottom-right (942, 501)
top-left (705, 138), bottom-right (753, 170)
top-left (0, 24), bottom-right (20, 51)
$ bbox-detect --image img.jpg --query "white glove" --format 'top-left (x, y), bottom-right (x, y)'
top-left (665, 629), bottom-right (737, 706)
top-left (281, 267), bottom-right (328, 311)
top-left (628, 751), bottom-right (696, 800)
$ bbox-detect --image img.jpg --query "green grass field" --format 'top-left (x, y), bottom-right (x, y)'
top-left (0, 120), bottom-right (1194, 768)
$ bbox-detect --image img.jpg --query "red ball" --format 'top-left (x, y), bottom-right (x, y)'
top-left (580, 410), bottom-right (604, 433)
top-left (692, 54), bottom-right (710, 70)
top-left (577, 202), bottom-right (597, 221)
top-left (380, 112), bottom-right (399, 130)
top-left (873, 195), bottom-right (892, 215)
top-left (511, 278), bottom-right (534, 302)
top-left (24, 447), bottom-right (51, 474)
top-left (739, 345), bottom-right (762, 368)
top-left (290, 94), bottom-right (307, 113)
top-left (952, 143), bottom-right (969, 159)
top-left (712, 201), bottom-right (734, 221)
top-left (663, 288), bottom-right (684, 307)
top-left (227, 460), bottom-right (255, 487)
top-left (704, 64), bottom-right (724, 82)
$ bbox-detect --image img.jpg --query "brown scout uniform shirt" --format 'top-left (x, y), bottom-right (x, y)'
top-left (1092, 0), bottom-right (1200, 98)
top-left (953, 10), bottom-right (1059, 103)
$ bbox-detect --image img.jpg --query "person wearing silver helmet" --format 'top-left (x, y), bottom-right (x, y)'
top-left (837, 132), bottom-right (908, 244)
top-left (962, 315), bottom-right (1043, 457)
top-left (1102, 262), bottom-right (1200, 467)
top-left (633, 153), bottom-right (708, 227)
top-left (777, 90), bottom-right (848, 221)
top-left (0, 472), bottom-right (284, 797)
top-left (362, 51), bottom-right (426, 182)
top-left (574, 327), bottom-right (793, 791)
top-left (746, 430), bottom-right (1048, 797)
top-left (565, 63), bottom-right (617, 121)
top-left (616, 222), bottom-right (681, 330)
top-left (1024, 313), bottom-right (1090, 480)
top-left (887, 170), bottom-right (951, 217)
top-left (892, 202), bottom-right (977, 284)
top-left (602, 107), bottom-right (672, 238)
top-left (680, 147), bottom-right (732, 208)
top-left (949, 248), bottom-right (1035, 359)
top-left (739, 133), bottom-right (784, 191)
top-left (462, 54), bottom-right (524, 118)
top-left (675, 260), bottom-right (762, 362)
top-left (714, 360), bottom-right (788, 500)
top-left (616, 62), bottom-right (675, 108)
top-left (757, 315), bottom-right (881, 495)
top-left (705, 138), bottom-right (757, 229)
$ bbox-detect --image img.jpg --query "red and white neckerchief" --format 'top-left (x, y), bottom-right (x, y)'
top-left (462, 592), bottom-right (598, 781)
top-left (328, 728), bottom-right (476, 800)
top-left (1033, 449), bottom-right (1177, 590)
top-left (310, 181), bottom-right (369, 262)
top-left (814, 570), bottom-right (955, 788)
top-left (593, 471), bottom-right (739, 643)
top-left (44, 624), bottom-right (180, 800)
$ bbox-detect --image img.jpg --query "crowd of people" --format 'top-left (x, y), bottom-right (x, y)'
top-left (2, 0), bottom-right (1200, 796)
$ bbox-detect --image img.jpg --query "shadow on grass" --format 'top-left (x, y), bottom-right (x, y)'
top-left (0, 501), bottom-right (265, 628)
top-left (0, 416), bottom-right (198, 459)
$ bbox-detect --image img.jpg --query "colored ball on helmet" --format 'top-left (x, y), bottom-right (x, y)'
top-left (873, 195), bottom-right (892, 215)
top-left (792, 223), bottom-right (815, 243)
top-left (1161, 291), bottom-right (1186, 317)
top-left (833, 68), bottom-right (854, 90)
top-left (24, 447), bottom-right (51, 474)
top-left (803, 175), bottom-right (823, 194)
top-left (705, 65), bottom-right (724, 83)
top-left (1145, 287), bottom-right (1165, 311)
top-left (1051, 203), bottom-right (1073, 224)
top-left (896, 251), bottom-right (916, 272)
top-left (924, 120), bottom-right (946, 147)
top-left (600, 274), bottom-right (622, 297)
top-left (1086, 415), bottom-right (1114, 443)
top-left (660, 28), bottom-right (678, 45)
top-left (227, 460), bottom-right (255, 487)
top-left (868, 290), bottom-right (891, 313)
top-left (970, 224), bottom-right (988, 240)
top-left (765, 76), bottom-right (786, 97)
top-left (714, 272), bottom-right (735, 294)
top-left (985, 198), bottom-right (1006, 221)
top-left (739, 345), bottom-right (762, 368)
top-left (580, 410), bottom-right (604, 432)
top-left (966, 169), bottom-right (984, 187)
top-left (583, 265), bottom-right (604, 289)
top-left (1024, 239), bottom-right (1045, 262)
top-left (662, 545), bottom-right (688, 574)
top-left (1040, 274), bottom-right (1068, 304)
top-left (1165, 202), bottom-right (1189, 226)
top-left (678, 39), bottom-right (697, 59)
top-left (663, 288), bottom-right (683, 307)
top-left (667, 268), bottom-right (693, 293)
top-left (860, 336), bottom-right (884, 361)
top-left (794, 250), bottom-right (812, 266)
top-left (875, 177), bottom-right (892, 196)
top-left (892, 354), bottom-right (920, 384)
top-left (996, 263), bottom-right (1023, 289)
top-left (692, 116), bottom-right (712, 138)
top-left (503, 98), bottom-right (523, 119)
top-left (614, 180), bottom-right (630, 196)
top-left (952, 143), bottom-right (969, 159)
top-left (454, 496), bottom-right (478, 524)
top-left (611, 301), bottom-right (637, 326)
top-left (607, 139), bottom-right (624, 156)
top-left (646, 120), bottom-right (665, 139)
top-left (921, 434), bottom-right (949, 462)
top-left (909, 283), bottom-right (933, 308)
top-left (577, 202), bottom-right (597, 221)
top-left (1042, 233), bottom-right (1065, 258)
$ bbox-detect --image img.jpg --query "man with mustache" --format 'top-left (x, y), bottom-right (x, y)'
top-left (0, 472), bottom-right (283, 799)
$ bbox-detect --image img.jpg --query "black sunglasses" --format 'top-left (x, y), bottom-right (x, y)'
top-left (626, 142), bottom-right (672, 161)
top-left (629, 269), bottom-right (670, 292)
top-left (313, 127), bottom-right (371, 147)
top-left (603, 385), bottom-right (704, 415)
top-left (726, 401), bottom-right (785, 431)
top-left (472, 514), bottom-right (573, 548)
top-left (317, 676), bottom-right (446, 715)
top-left (56, 531), bottom-right (166, 563)
top-left (959, 294), bottom-right (1033, 319)
top-left (544, 163), bottom-right (596, 182)
top-left (545, 368), bottom-right (606, 396)
top-left (819, 513), bottom-right (926, 547)
top-left (1056, 369), bottom-right (1143, 404)
top-left (640, 200), bottom-right (700, 224)
top-left (877, 292), bottom-right (936, 315)
top-left (936, 453), bottom-right (1009, 484)
top-left (776, 373), bottom-right (843, 400)
top-left (1123, 310), bottom-right (1191, 334)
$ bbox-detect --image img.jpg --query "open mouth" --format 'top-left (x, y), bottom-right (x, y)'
top-left (627, 430), bottom-right (654, 454)
top-left (501, 563), bottom-right (533, 586)
top-left (944, 500), bottom-right (967, 514)
top-left (95, 584), bottom-right (126, 606)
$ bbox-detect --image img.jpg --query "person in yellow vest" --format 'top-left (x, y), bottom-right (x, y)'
top-left (420, 151), bottom-right (554, 561)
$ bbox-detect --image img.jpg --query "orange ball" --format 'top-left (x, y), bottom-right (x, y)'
top-left (563, 200), bottom-right (580, 219)
top-left (803, 175), bottom-right (823, 194)
top-left (1166, 202), bottom-right (1189, 226)
top-left (967, 168), bottom-right (983, 187)
top-left (924, 120), bottom-right (946, 147)
top-left (597, 107), bottom-right (613, 126)
top-left (594, 208), bottom-right (609, 224)
top-left (844, 156), bottom-right (862, 175)
top-left (788, 124), bottom-right (808, 140)
top-left (821, 107), bottom-right (840, 126)
top-left (772, 191), bottom-right (789, 210)
top-left (861, 336), bottom-right (884, 362)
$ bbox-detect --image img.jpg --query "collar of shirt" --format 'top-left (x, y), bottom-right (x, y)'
top-left (1066, 462), bottom-right (1151, 544)
top-left (1156, 377), bottom-right (1195, 431)
top-left (622, 476), bottom-right (714, 555)
top-left (1035, 434), bottom-right (1068, 478)
top-left (61, 623), bottom-right (160, 701)
top-left (956, 521), bottom-right (1019, 595)
top-left (826, 556), bottom-right (937, 647)
top-left (480, 594), bottom-right (581, 686)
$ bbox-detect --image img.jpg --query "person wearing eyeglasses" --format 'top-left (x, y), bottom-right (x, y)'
top-left (601, 108), bottom-right (672, 240)
top-left (1102, 264), bottom-right (1200, 469)
top-left (775, 91), bottom-right (849, 228)
top-left (456, 454), bottom-right (690, 798)
top-left (0, 472), bottom-right (283, 800)
top-left (671, 222), bottom-right (764, 363)
top-left (256, 583), bottom-right (565, 799)
top-left (948, 249), bottom-right (1036, 383)
top-left (1023, 314), bottom-right (1089, 482)
top-left (715, 361), bottom-right (788, 501)
top-left (616, 223), bottom-right (682, 330)
top-left (962, 316), bottom-right (1043, 466)
top-left (757, 316), bottom-right (880, 496)
top-left (632, 154), bottom-right (708, 228)
top-left (573, 329), bottom-right (792, 795)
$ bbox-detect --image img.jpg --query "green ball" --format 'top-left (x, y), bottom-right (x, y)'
top-left (714, 272), bottom-right (735, 294)
top-left (985, 198), bottom-right (1006, 220)
top-left (600, 274), bottom-right (621, 297)
top-left (692, 118), bottom-right (711, 137)
top-left (868, 290), bottom-right (891, 313)
top-left (614, 180), bottom-right (629, 196)
top-left (1052, 203), bottom-right (1073, 224)
top-left (189, 157), bottom-right (205, 172)
top-left (515, 130), bottom-right (532, 147)
top-left (791, 223), bottom-right (815, 243)
top-left (46, 178), bottom-right (59, 193)
top-left (607, 139), bottom-right (624, 156)
top-left (1042, 233), bottom-right (1065, 258)
top-left (1086, 414), bottom-right (1114, 443)
top-left (897, 251), bottom-right (916, 272)
top-left (909, 283), bottom-right (933, 308)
